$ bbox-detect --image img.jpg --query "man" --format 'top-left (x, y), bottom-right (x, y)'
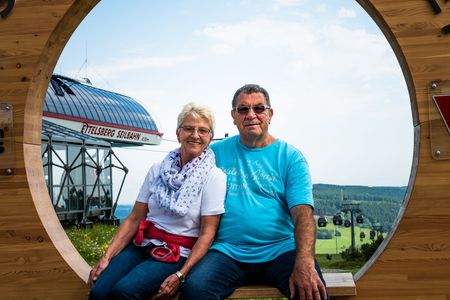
top-left (180, 84), bottom-right (327, 300)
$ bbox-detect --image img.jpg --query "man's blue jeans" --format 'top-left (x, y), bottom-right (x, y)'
top-left (180, 249), bottom-right (327, 300)
top-left (89, 244), bottom-right (186, 300)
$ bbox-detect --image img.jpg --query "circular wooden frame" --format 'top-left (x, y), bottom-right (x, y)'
top-left (1, 1), bottom-right (450, 298)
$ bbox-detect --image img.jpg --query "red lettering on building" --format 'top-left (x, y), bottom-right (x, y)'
top-left (80, 123), bottom-right (117, 138)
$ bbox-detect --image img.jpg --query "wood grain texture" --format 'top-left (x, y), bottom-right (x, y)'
top-left (226, 273), bottom-right (356, 298)
top-left (347, 1), bottom-right (450, 299)
top-left (1, 0), bottom-right (450, 299)
top-left (0, 1), bottom-right (99, 299)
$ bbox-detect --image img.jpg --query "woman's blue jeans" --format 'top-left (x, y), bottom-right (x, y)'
top-left (179, 249), bottom-right (327, 300)
top-left (89, 244), bottom-right (186, 300)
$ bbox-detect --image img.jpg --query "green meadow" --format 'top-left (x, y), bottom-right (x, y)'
top-left (65, 219), bottom-right (384, 268)
top-left (315, 223), bottom-right (379, 255)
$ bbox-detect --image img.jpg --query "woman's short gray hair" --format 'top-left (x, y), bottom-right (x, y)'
top-left (177, 102), bottom-right (215, 133)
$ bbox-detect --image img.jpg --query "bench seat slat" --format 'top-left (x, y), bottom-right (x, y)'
top-left (227, 272), bottom-right (356, 298)
top-left (160, 272), bottom-right (356, 299)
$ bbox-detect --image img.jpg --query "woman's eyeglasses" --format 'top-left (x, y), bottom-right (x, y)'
top-left (233, 104), bottom-right (270, 115)
top-left (180, 126), bottom-right (212, 137)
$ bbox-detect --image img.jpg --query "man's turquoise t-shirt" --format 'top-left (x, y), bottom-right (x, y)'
top-left (210, 135), bottom-right (314, 263)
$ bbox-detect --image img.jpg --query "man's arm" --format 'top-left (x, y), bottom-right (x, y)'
top-left (289, 204), bottom-right (327, 300)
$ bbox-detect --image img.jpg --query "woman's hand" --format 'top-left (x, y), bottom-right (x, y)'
top-left (87, 202), bottom-right (149, 288)
top-left (152, 274), bottom-right (182, 299)
top-left (88, 255), bottom-right (110, 287)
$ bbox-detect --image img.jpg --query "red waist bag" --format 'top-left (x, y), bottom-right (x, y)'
top-left (133, 220), bottom-right (198, 263)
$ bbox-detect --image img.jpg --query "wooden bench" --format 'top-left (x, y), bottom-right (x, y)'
top-left (226, 272), bottom-right (356, 299)
top-left (164, 272), bottom-right (356, 299)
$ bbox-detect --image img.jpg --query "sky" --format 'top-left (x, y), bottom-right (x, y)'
top-left (55, 0), bottom-right (414, 205)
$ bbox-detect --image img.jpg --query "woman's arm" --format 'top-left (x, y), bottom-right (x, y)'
top-left (179, 215), bottom-right (220, 276)
top-left (155, 214), bottom-right (221, 297)
top-left (88, 201), bottom-right (148, 286)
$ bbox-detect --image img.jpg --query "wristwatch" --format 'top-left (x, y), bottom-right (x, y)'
top-left (175, 270), bottom-right (185, 284)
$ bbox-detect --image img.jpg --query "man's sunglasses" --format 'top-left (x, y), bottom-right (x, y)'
top-left (233, 104), bottom-right (271, 115)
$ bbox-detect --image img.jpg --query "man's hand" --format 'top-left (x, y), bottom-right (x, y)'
top-left (288, 260), bottom-right (327, 300)
top-left (88, 255), bottom-right (110, 287)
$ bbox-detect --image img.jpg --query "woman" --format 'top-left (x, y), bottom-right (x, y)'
top-left (88, 102), bottom-right (226, 300)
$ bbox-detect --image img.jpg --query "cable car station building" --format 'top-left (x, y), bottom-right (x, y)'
top-left (41, 74), bottom-right (162, 225)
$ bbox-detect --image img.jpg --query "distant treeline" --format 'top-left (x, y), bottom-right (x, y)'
top-left (313, 184), bottom-right (407, 232)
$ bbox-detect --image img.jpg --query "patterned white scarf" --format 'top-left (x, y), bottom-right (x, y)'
top-left (149, 147), bottom-right (215, 216)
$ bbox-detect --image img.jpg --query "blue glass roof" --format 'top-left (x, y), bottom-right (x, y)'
top-left (43, 75), bottom-right (161, 136)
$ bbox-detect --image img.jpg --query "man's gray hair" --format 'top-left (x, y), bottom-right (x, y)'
top-left (232, 84), bottom-right (271, 108)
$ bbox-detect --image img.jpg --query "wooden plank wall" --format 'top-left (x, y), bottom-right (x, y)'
top-left (0, 0), bottom-right (449, 299)
top-left (0, 1), bottom-right (98, 299)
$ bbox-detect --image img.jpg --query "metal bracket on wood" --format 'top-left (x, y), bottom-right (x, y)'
top-left (0, 103), bottom-right (14, 175)
top-left (0, 0), bottom-right (15, 19)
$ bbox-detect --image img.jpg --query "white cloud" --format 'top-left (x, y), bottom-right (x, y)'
top-left (198, 18), bottom-right (398, 80)
top-left (199, 18), bottom-right (318, 53)
top-left (210, 43), bottom-right (233, 55)
top-left (85, 55), bottom-right (197, 79)
top-left (273, 0), bottom-right (303, 10)
top-left (338, 7), bottom-right (357, 18)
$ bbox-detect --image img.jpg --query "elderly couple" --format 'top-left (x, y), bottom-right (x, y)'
top-left (88, 84), bottom-right (328, 300)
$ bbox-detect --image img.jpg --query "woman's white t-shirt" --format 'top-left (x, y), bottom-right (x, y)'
top-left (135, 162), bottom-right (226, 257)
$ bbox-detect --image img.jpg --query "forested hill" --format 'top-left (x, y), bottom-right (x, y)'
top-left (312, 184), bottom-right (407, 232)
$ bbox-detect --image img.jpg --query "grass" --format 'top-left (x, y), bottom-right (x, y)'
top-left (65, 223), bottom-right (118, 266)
top-left (315, 225), bottom-right (375, 255)
top-left (66, 223), bottom-right (372, 273)
top-left (316, 254), bottom-right (365, 274)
